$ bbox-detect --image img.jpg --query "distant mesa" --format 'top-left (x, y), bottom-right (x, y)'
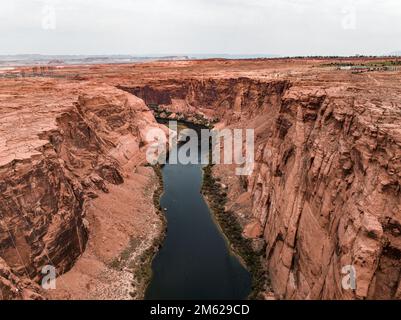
top-left (48, 59), bottom-right (65, 65)
top-left (0, 54), bottom-right (279, 67)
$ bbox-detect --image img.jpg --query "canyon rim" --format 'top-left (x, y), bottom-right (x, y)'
top-left (1, 57), bottom-right (401, 301)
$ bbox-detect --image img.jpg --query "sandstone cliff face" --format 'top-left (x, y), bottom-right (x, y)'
top-left (0, 83), bottom-right (161, 299)
top-left (0, 150), bottom-right (87, 280)
top-left (0, 257), bottom-right (42, 300)
top-left (119, 78), bottom-right (289, 125)
top-left (126, 77), bottom-right (401, 299)
top-left (251, 86), bottom-right (401, 299)
top-left (2, 58), bottom-right (401, 300)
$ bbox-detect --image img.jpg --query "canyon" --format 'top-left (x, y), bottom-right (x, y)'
top-left (0, 58), bottom-right (400, 299)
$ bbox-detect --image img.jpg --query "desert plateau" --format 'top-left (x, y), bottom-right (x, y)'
top-left (1, 57), bottom-right (401, 300)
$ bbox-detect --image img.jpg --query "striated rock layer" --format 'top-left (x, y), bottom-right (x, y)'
top-left (0, 80), bottom-right (165, 299)
top-left (1, 58), bottom-right (401, 300)
top-left (124, 74), bottom-right (401, 299)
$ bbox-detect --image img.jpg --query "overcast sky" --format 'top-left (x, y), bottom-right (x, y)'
top-left (0, 0), bottom-right (400, 56)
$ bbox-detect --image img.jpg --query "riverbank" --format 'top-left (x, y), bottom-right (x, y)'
top-left (202, 164), bottom-right (268, 300)
top-left (108, 164), bottom-right (167, 299)
top-left (47, 162), bottom-right (165, 300)
top-left (145, 121), bottom-right (251, 299)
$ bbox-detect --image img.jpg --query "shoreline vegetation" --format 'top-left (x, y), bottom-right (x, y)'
top-left (142, 116), bottom-right (265, 299)
top-left (136, 164), bottom-right (167, 298)
top-left (201, 164), bottom-right (267, 300)
top-left (108, 164), bottom-right (166, 299)
top-left (150, 104), bottom-right (216, 129)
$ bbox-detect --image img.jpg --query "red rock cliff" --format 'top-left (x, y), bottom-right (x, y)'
top-left (0, 82), bottom-right (161, 299)
top-left (125, 77), bottom-right (401, 299)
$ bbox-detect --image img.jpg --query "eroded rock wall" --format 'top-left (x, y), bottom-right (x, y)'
top-left (3, 72), bottom-right (400, 300)
top-left (119, 78), bottom-right (290, 124)
top-left (126, 78), bottom-right (401, 299)
top-left (0, 86), bottom-right (160, 299)
top-left (247, 86), bottom-right (401, 299)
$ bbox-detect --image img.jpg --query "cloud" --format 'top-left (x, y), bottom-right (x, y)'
top-left (0, 0), bottom-right (400, 55)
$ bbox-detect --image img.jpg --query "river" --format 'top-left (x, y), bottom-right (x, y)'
top-left (145, 122), bottom-right (251, 299)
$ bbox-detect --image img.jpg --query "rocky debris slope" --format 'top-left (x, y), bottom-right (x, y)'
top-left (127, 76), bottom-right (401, 299)
top-left (0, 80), bottom-right (163, 299)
